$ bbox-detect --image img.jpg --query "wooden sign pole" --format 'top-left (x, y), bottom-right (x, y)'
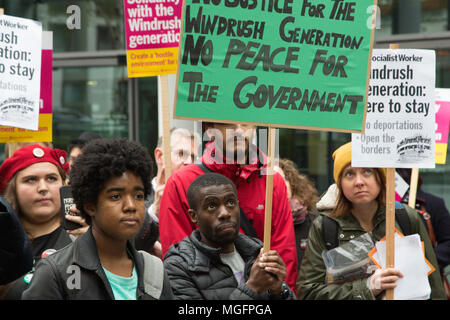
top-left (408, 168), bottom-right (420, 208)
top-left (385, 167), bottom-right (396, 300)
top-left (263, 126), bottom-right (276, 252)
top-left (0, 8), bottom-right (4, 15)
top-left (385, 43), bottom-right (399, 300)
top-left (160, 74), bottom-right (172, 182)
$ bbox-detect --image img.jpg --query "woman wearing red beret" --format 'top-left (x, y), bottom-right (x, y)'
top-left (0, 144), bottom-right (86, 299)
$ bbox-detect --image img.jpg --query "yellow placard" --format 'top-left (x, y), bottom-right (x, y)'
top-left (435, 142), bottom-right (448, 165)
top-left (126, 48), bottom-right (178, 78)
top-left (0, 114), bottom-right (52, 143)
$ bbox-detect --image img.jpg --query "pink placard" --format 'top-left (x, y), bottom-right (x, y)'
top-left (40, 49), bottom-right (52, 114)
top-left (123, 0), bottom-right (182, 51)
top-left (435, 99), bottom-right (450, 144)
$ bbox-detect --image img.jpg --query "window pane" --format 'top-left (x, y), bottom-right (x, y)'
top-left (52, 65), bottom-right (129, 150)
top-left (138, 76), bottom-right (159, 172)
top-left (0, 0), bottom-right (125, 52)
top-left (279, 128), bottom-right (350, 194)
top-left (375, 0), bottom-right (448, 38)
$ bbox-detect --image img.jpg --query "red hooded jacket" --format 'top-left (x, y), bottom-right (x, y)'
top-left (159, 142), bottom-right (298, 292)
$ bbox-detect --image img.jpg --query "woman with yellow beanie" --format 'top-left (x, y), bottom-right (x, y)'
top-left (296, 142), bottom-right (446, 300)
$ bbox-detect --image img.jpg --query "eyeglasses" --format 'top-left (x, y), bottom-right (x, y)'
top-left (171, 148), bottom-right (198, 163)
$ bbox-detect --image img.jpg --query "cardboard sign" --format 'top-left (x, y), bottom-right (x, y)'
top-left (123, 0), bottom-right (182, 77)
top-left (435, 88), bottom-right (450, 164)
top-left (352, 49), bottom-right (436, 168)
top-left (174, 0), bottom-right (377, 132)
top-left (0, 14), bottom-right (42, 130)
top-left (0, 31), bottom-right (52, 142)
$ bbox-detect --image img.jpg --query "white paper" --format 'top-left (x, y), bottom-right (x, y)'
top-left (352, 49), bottom-right (436, 169)
top-left (0, 14), bottom-right (42, 130)
top-left (395, 171), bottom-right (409, 199)
top-left (371, 234), bottom-right (431, 300)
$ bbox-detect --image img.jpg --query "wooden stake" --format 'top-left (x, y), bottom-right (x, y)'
top-left (385, 167), bottom-right (396, 300)
top-left (263, 126), bottom-right (276, 253)
top-left (385, 43), bottom-right (399, 300)
top-left (160, 75), bottom-right (172, 182)
top-left (408, 168), bottom-right (419, 208)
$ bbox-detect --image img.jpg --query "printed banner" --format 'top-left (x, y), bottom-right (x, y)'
top-left (0, 31), bottom-right (53, 142)
top-left (352, 49), bottom-right (436, 168)
top-left (0, 14), bottom-right (42, 130)
top-left (174, 0), bottom-right (377, 132)
top-left (435, 88), bottom-right (450, 164)
top-left (123, 0), bottom-right (182, 77)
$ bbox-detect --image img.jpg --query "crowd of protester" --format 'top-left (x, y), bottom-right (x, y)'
top-left (0, 123), bottom-right (449, 300)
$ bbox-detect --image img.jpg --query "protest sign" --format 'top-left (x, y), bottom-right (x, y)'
top-left (0, 14), bottom-right (42, 131)
top-left (352, 49), bottom-right (436, 168)
top-left (0, 31), bottom-right (52, 142)
top-left (123, 0), bottom-right (182, 77)
top-left (435, 88), bottom-right (450, 164)
top-left (174, 0), bottom-right (377, 132)
top-left (395, 170), bottom-right (409, 202)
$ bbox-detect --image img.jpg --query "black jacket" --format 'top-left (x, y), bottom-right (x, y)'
top-left (417, 189), bottom-right (450, 271)
top-left (164, 230), bottom-right (296, 300)
top-left (0, 196), bottom-right (33, 285)
top-left (5, 226), bottom-right (72, 300)
top-left (22, 228), bottom-right (173, 300)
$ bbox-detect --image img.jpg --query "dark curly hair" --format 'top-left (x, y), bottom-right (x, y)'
top-left (69, 139), bottom-right (153, 224)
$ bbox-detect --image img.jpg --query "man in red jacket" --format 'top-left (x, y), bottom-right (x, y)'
top-left (159, 122), bottom-right (298, 292)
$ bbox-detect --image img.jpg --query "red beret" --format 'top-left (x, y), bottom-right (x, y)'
top-left (0, 144), bottom-right (69, 194)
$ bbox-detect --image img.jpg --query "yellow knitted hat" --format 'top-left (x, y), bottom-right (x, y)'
top-left (332, 142), bottom-right (352, 183)
top-left (332, 142), bottom-right (386, 183)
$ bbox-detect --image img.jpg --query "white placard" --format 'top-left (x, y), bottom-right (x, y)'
top-left (352, 49), bottom-right (436, 168)
top-left (395, 171), bottom-right (409, 200)
top-left (0, 14), bottom-right (42, 131)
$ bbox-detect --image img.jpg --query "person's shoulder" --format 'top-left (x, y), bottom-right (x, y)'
top-left (238, 232), bottom-right (263, 248)
top-left (419, 189), bottom-right (447, 209)
top-left (45, 240), bottom-right (75, 263)
top-left (168, 163), bottom-right (204, 183)
top-left (272, 170), bottom-right (286, 186)
top-left (164, 235), bottom-right (195, 263)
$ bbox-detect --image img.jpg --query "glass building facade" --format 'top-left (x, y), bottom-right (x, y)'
top-left (1, 0), bottom-right (450, 206)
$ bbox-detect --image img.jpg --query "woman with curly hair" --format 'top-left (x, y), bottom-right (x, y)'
top-left (274, 158), bottom-right (319, 270)
top-left (22, 139), bottom-right (173, 300)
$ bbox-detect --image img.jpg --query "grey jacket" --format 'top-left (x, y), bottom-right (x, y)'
top-left (164, 230), bottom-right (296, 300)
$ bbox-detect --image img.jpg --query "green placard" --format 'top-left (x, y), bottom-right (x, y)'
top-left (174, 0), bottom-right (377, 132)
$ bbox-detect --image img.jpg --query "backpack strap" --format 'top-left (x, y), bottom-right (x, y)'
top-left (139, 250), bottom-right (164, 299)
top-left (395, 202), bottom-right (412, 236)
top-left (196, 163), bottom-right (258, 238)
top-left (322, 215), bottom-right (339, 250)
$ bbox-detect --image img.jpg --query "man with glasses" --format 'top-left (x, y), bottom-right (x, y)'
top-left (134, 127), bottom-right (199, 257)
